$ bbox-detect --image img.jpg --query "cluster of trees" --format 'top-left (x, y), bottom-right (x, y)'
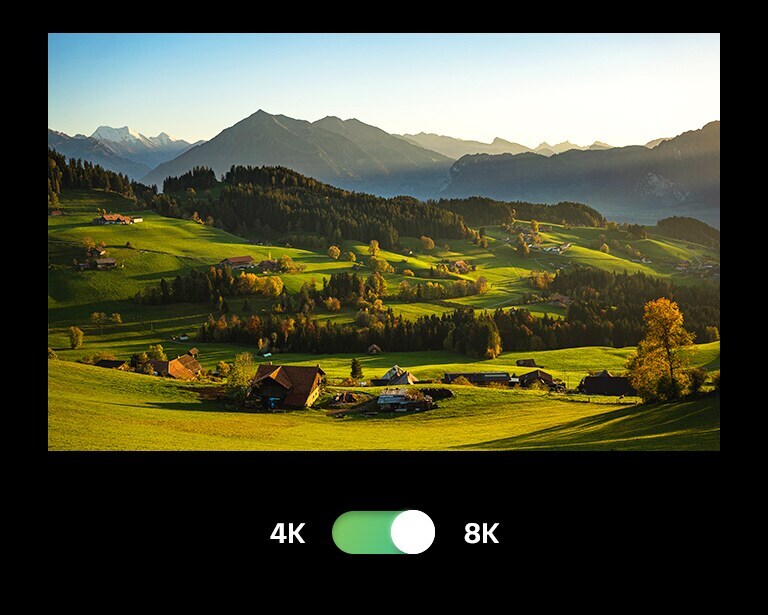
top-left (433, 197), bottom-right (605, 227)
top-left (624, 223), bottom-right (647, 239)
top-left (196, 307), bottom-right (503, 358)
top-left (396, 277), bottom-right (488, 302)
top-left (163, 166), bottom-right (218, 193)
top-left (48, 149), bottom-right (134, 207)
top-left (626, 298), bottom-right (708, 402)
top-left (135, 266), bottom-right (284, 305)
top-left (89, 311), bottom-right (122, 334)
top-left (529, 271), bottom-right (555, 289)
top-left (551, 267), bottom-right (720, 346)
top-left (655, 216), bottom-right (720, 249)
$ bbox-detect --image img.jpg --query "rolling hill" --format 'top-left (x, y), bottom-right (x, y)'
top-left (441, 121), bottom-right (720, 227)
top-left (48, 358), bottom-right (719, 450)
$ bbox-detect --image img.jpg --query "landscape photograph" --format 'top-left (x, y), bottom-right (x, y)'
top-left (47, 33), bottom-right (720, 450)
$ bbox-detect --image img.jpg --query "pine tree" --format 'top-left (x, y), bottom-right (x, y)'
top-left (350, 357), bottom-right (364, 379)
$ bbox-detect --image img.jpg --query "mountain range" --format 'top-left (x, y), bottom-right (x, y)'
top-left (442, 121), bottom-right (720, 226)
top-left (48, 112), bottom-right (719, 226)
top-left (47, 127), bottom-right (203, 180)
top-left (141, 111), bottom-right (453, 198)
top-left (397, 133), bottom-right (615, 159)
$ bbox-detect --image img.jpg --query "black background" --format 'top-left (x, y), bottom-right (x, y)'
top-left (50, 452), bottom-right (718, 563)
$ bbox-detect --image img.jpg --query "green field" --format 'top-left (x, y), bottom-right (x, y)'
top-left (48, 189), bottom-right (720, 451)
top-left (48, 360), bottom-right (719, 451)
top-left (49, 189), bottom-right (718, 330)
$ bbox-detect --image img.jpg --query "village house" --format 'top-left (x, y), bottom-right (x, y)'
top-left (376, 387), bottom-right (433, 412)
top-left (250, 364), bottom-right (325, 410)
top-left (219, 255), bottom-right (254, 269)
top-left (518, 369), bottom-right (554, 388)
top-left (131, 216), bottom-right (144, 223)
top-left (367, 344), bottom-right (382, 355)
top-left (443, 372), bottom-right (511, 386)
top-left (548, 293), bottom-right (573, 308)
top-left (371, 365), bottom-right (419, 386)
top-left (88, 246), bottom-right (108, 257)
top-left (94, 257), bottom-right (117, 269)
top-left (49, 209), bottom-right (64, 216)
top-left (256, 259), bottom-right (281, 273)
top-left (147, 349), bottom-right (202, 381)
top-left (93, 213), bottom-right (133, 225)
top-left (516, 358), bottom-right (537, 367)
top-left (578, 370), bottom-right (636, 396)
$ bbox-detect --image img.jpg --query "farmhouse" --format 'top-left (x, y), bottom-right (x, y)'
top-left (578, 371), bottom-right (636, 396)
top-left (94, 257), bottom-right (116, 269)
top-left (548, 293), bottom-right (572, 307)
top-left (377, 387), bottom-right (408, 410)
top-left (88, 246), bottom-right (107, 257)
top-left (256, 258), bottom-right (281, 272)
top-left (443, 372), bottom-right (511, 386)
top-left (147, 350), bottom-right (202, 381)
top-left (367, 344), bottom-right (382, 355)
top-left (93, 213), bottom-right (132, 225)
top-left (516, 358), bottom-right (537, 367)
top-left (219, 255), bottom-right (254, 268)
top-left (376, 388), bottom-right (433, 412)
top-left (518, 369), bottom-right (554, 387)
top-left (131, 216), bottom-right (144, 223)
top-left (371, 365), bottom-right (419, 386)
top-left (251, 364), bottom-right (325, 410)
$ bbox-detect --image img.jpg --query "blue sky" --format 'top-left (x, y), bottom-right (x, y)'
top-left (48, 33), bottom-right (720, 147)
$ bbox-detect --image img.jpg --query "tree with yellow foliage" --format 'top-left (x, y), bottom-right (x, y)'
top-left (627, 298), bottom-right (695, 402)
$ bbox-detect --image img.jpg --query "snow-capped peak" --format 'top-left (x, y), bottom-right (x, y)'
top-left (149, 132), bottom-right (178, 145)
top-left (91, 125), bottom-right (148, 144)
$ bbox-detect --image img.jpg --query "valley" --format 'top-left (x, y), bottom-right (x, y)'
top-left (48, 183), bottom-right (720, 451)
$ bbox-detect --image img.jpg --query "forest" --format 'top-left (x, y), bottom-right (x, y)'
top-left (48, 148), bottom-right (134, 206)
top-left (164, 165), bottom-right (468, 249)
top-left (191, 266), bottom-right (719, 358)
top-left (655, 216), bottom-right (720, 248)
top-left (158, 164), bottom-right (608, 248)
top-left (432, 196), bottom-right (606, 227)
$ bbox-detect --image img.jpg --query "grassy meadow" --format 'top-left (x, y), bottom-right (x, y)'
top-left (48, 360), bottom-right (719, 451)
top-left (48, 189), bottom-right (720, 451)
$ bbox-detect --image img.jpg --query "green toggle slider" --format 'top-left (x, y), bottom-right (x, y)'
top-left (332, 510), bottom-right (435, 555)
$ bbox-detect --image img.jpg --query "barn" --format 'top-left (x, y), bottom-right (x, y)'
top-left (579, 371), bottom-right (636, 396)
top-left (251, 364), bottom-right (325, 410)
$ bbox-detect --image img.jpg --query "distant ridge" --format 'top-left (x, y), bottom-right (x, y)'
top-left (141, 110), bottom-right (453, 198)
top-left (442, 121), bottom-right (720, 227)
top-left (399, 133), bottom-right (616, 159)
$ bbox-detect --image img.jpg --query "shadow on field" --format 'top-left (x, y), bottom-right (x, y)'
top-left (142, 401), bottom-right (225, 413)
top-left (131, 267), bottom-right (193, 281)
top-left (456, 396), bottom-right (720, 451)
